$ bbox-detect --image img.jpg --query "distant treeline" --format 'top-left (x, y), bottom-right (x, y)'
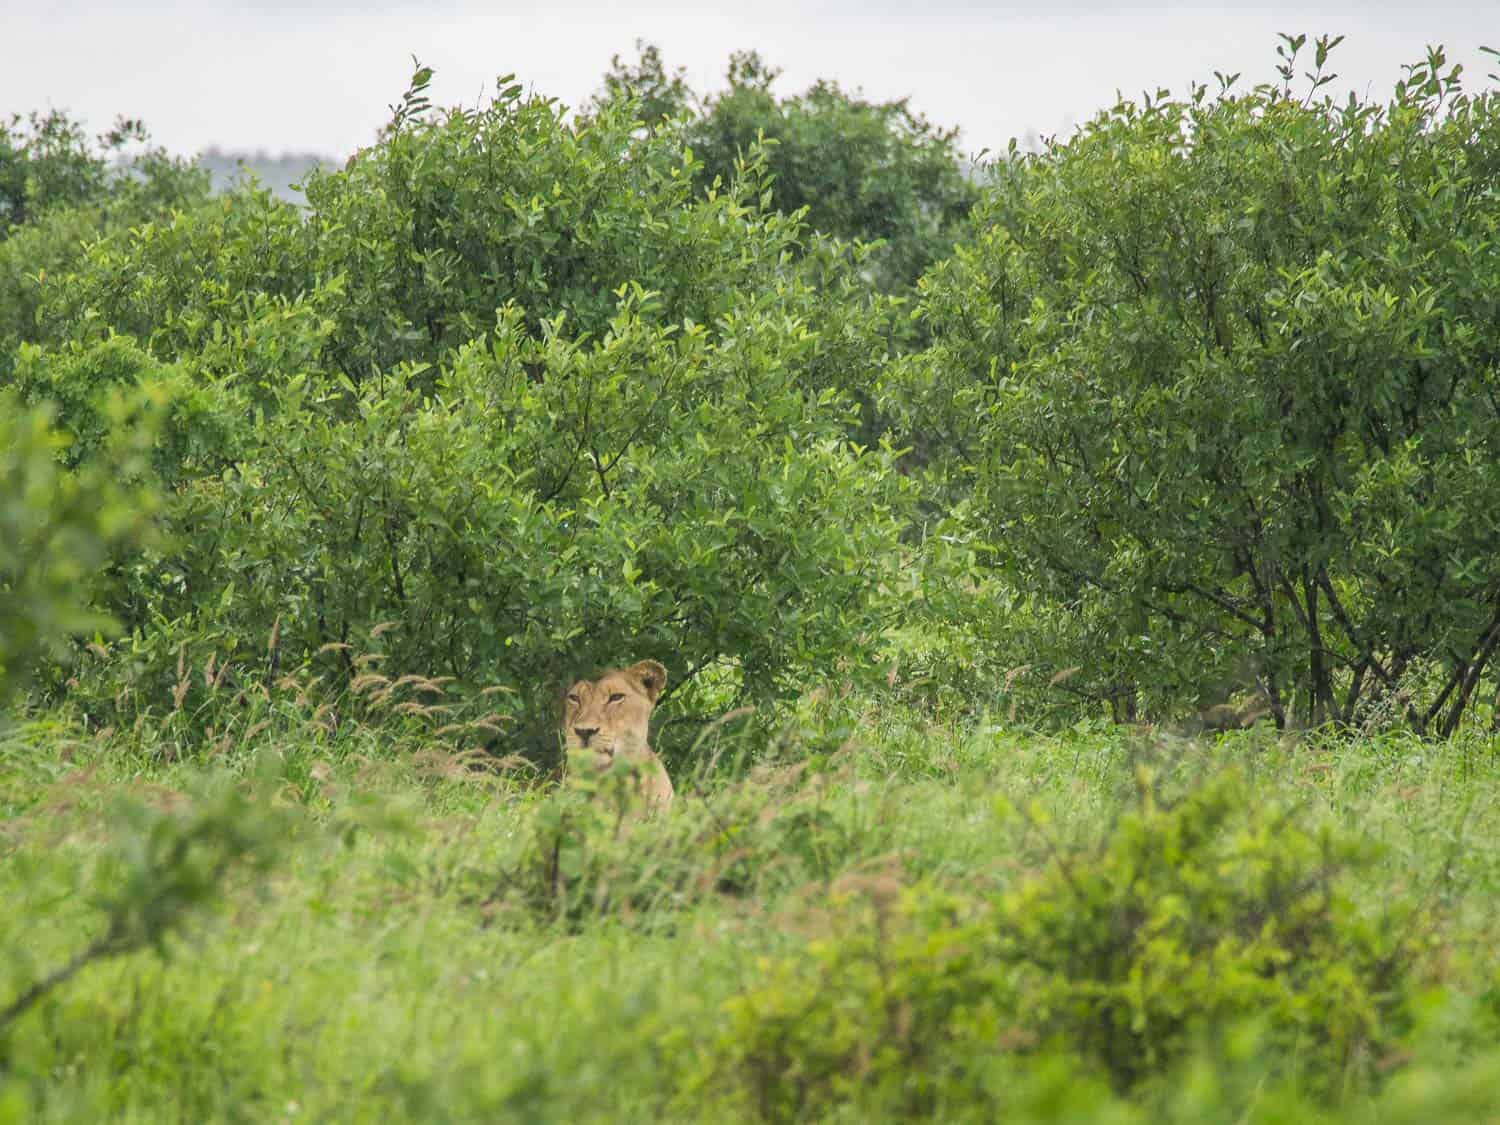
top-left (195, 146), bottom-right (333, 202)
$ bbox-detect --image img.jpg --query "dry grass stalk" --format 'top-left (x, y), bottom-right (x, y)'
top-left (392, 674), bottom-right (451, 696)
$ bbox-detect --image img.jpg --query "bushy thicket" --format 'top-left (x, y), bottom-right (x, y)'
top-left (7, 68), bottom-right (910, 760)
top-left (0, 392), bottom-right (159, 705)
top-left (702, 767), bottom-right (1419, 1119)
top-left (7, 38), bottom-right (1500, 750)
top-left (0, 111), bottom-right (183, 703)
top-left (0, 111), bottom-right (209, 383)
top-left (593, 44), bottom-right (980, 294)
top-left (7, 37), bottom-right (1500, 1125)
top-left (890, 38), bottom-right (1500, 733)
top-left (0, 111), bottom-right (207, 233)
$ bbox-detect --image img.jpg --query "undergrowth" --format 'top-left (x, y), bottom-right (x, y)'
top-left (3, 708), bottom-right (1499, 1122)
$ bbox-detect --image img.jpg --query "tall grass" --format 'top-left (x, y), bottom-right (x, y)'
top-left (3, 706), bottom-right (1499, 1121)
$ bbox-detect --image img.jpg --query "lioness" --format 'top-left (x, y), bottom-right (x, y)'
top-left (561, 659), bottom-right (674, 814)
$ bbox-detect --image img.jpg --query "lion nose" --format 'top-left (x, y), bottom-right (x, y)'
top-left (574, 726), bottom-right (599, 746)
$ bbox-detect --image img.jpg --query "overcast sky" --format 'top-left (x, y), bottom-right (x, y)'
top-left (5, 2), bottom-right (1496, 161)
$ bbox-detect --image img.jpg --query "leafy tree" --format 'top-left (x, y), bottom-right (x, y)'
top-left (24, 65), bottom-right (909, 760)
top-left (43, 71), bottom-right (877, 389)
top-left (0, 111), bottom-right (130, 232)
top-left (0, 392), bottom-right (159, 707)
top-left (594, 46), bottom-right (979, 294)
top-left (0, 109), bottom-right (208, 240)
top-left (893, 38), bottom-right (1500, 733)
top-left (594, 40), bottom-right (694, 126)
top-left (0, 110), bottom-right (209, 382)
top-left (28, 186), bottom-right (309, 365)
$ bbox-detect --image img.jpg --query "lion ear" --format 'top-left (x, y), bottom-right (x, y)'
top-left (627, 660), bottom-right (667, 703)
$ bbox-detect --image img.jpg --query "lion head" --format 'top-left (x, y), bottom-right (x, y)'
top-left (560, 659), bottom-right (673, 811)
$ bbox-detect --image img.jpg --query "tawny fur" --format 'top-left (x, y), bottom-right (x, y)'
top-left (561, 659), bottom-right (674, 814)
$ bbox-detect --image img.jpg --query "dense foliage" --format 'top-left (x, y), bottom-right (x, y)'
top-left (9, 66), bottom-right (909, 760)
top-left (0, 392), bottom-right (158, 704)
top-left (594, 43), bottom-right (980, 293)
top-left (4, 35), bottom-right (1500, 1124)
top-left (708, 768), bottom-right (1416, 1117)
top-left (0, 111), bottom-right (209, 382)
top-left (894, 38), bottom-right (1500, 733)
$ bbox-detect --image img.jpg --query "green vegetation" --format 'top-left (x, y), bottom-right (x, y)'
top-left (3, 33), bottom-right (1500, 1122)
top-left (593, 42), bottom-right (979, 294)
top-left (0, 112), bottom-right (209, 384)
top-left (893, 40), bottom-right (1500, 735)
top-left (5, 718), bottom-right (1500, 1120)
top-left (0, 392), bottom-right (159, 705)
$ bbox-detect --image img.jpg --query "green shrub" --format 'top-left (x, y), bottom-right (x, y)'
top-left (0, 392), bottom-right (158, 705)
top-left (594, 45), bottom-right (979, 295)
top-left (18, 65), bottom-right (908, 757)
top-left (0, 111), bottom-right (210, 384)
top-left (0, 111), bottom-right (207, 235)
top-left (894, 37), bottom-right (1500, 732)
top-left (47, 292), bottom-right (906, 759)
top-left (40, 67), bottom-right (859, 386)
top-left (705, 768), bottom-right (1418, 1118)
top-left (31, 186), bottom-right (308, 364)
top-left (996, 770), bottom-right (1415, 1093)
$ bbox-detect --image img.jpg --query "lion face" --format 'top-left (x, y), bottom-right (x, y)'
top-left (561, 659), bottom-right (667, 770)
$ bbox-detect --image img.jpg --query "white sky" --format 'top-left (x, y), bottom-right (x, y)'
top-left (4, 2), bottom-right (1496, 160)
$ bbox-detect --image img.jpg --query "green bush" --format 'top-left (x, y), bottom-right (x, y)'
top-left (0, 392), bottom-right (159, 706)
top-left (20, 66), bottom-right (908, 759)
top-left (594, 45), bottom-right (979, 295)
top-left (0, 110), bottom-right (210, 383)
top-left (996, 770), bottom-right (1415, 1093)
top-left (29, 186), bottom-right (308, 366)
top-left (298, 74), bottom-right (801, 376)
top-left (38, 68), bottom-right (862, 385)
top-left (705, 768), bottom-right (1418, 1118)
top-left (0, 111), bottom-right (206, 235)
top-left (894, 38), bottom-right (1500, 732)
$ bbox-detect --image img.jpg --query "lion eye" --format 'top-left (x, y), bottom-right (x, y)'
top-left (607, 692), bottom-right (625, 703)
top-left (566, 694), bottom-right (581, 705)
